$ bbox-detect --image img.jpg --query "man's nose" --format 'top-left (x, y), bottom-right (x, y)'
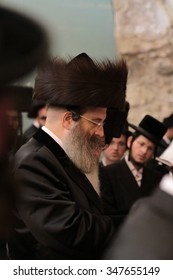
top-left (95, 126), bottom-right (104, 137)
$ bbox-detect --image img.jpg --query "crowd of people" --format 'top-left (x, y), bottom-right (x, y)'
top-left (1, 5), bottom-right (173, 261)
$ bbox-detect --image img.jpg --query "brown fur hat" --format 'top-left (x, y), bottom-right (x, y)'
top-left (33, 53), bottom-right (128, 111)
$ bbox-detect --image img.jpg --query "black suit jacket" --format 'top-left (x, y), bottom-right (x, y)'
top-left (104, 187), bottom-right (173, 259)
top-left (23, 124), bottom-right (38, 143)
top-left (9, 129), bottom-right (117, 260)
top-left (100, 158), bottom-right (163, 214)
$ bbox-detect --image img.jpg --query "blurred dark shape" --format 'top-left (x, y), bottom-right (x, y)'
top-left (0, 6), bottom-right (48, 259)
top-left (0, 6), bottom-right (48, 85)
top-left (104, 101), bottom-right (130, 145)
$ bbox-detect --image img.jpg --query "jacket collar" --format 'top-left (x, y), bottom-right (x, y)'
top-left (33, 128), bottom-right (103, 212)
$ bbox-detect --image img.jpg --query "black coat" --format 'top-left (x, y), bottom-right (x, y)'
top-left (23, 124), bottom-right (38, 143)
top-left (104, 187), bottom-right (173, 259)
top-left (9, 129), bottom-right (118, 260)
top-left (100, 158), bottom-right (163, 214)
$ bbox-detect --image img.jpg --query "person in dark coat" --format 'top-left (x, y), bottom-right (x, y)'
top-left (100, 115), bottom-right (167, 215)
top-left (103, 173), bottom-right (173, 259)
top-left (23, 100), bottom-right (47, 142)
top-left (157, 113), bottom-right (173, 156)
top-left (8, 53), bottom-right (129, 260)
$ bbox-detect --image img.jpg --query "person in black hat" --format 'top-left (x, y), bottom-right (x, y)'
top-left (100, 122), bottom-right (132, 167)
top-left (0, 86), bottom-right (34, 161)
top-left (100, 114), bottom-right (167, 216)
top-left (156, 113), bottom-right (173, 157)
top-left (23, 100), bottom-right (47, 142)
top-left (8, 53), bottom-right (129, 260)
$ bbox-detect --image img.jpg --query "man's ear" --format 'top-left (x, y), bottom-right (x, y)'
top-left (127, 135), bottom-right (133, 149)
top-left (62, 111), bottom-right (73, 129)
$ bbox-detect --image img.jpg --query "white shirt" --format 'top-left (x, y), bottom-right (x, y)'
top-left (41, 126), bottom-right (64, 149)
top-left (160, 174), bottom-right (173, 196)
top-left (125, 153), bottom-right (143, 187)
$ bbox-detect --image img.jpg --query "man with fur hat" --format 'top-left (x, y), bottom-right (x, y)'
top-left (9, 53), bottom-right (128, 259)
top-left (100, 115), bottom-right (167, 215)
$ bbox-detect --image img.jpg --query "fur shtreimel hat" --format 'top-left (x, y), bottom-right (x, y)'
top-left (163, 114), bottom-right (173, 128)
top-left (129, 115), bottom-right (167, 146)
top-left (33, 53), bottom-right (128, 111)
top-left (0, 6), bottom-right (48, 85)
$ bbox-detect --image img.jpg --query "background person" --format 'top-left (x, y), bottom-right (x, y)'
top-left (23, 100), bottom-right (47, 142)
top-left (100, 122), bottom-right (131, 166)
top-left (100, 115), bottom-right (167, 215)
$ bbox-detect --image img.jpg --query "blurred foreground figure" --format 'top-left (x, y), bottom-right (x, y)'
top-left (9, 53), bottom-right (129, 260)
top-left (0, 5), bottom-right (48, 259)
top-left (104, 174), bottom-right (173, 259)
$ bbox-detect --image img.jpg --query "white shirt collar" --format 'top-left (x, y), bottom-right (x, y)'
top-left (41, 126), bottom-right (64, 149)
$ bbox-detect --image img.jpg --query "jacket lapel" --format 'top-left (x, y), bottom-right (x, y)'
top-left (34, 129), bottom-right (103, 211)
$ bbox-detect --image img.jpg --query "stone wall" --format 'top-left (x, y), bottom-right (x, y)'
top-left (112, 0), bottom-right (173, 124)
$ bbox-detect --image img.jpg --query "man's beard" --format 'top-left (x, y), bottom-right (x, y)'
top-left (128, 151), bottom-right (145, 169)
top-left (63, 122), bottom-right (102, 174)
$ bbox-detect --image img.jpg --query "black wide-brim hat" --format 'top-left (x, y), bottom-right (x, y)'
top-left (129, 115), bottom-right (167, 146)
top-left (0, 6), bottom-right (48, 85)
top-left (0, 86), bottom-right (33, 112)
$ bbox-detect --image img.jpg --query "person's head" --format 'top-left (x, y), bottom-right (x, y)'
top-left (34, 53), bottom-right (128, 173)
top-left (103, 134), bottom-right (127, 166)
top-left (163, 114), bottom-right (173, 141)
top-left (102, 121), bottom-right (131, 165)
top-left (43, 106), bottom-right (106, 174)
top-left (128, 115), bottom-right (167, 169)
top-left (28, 100), bottom-right (47, 127)
top-left (5, 109), bottom-right (21, 137)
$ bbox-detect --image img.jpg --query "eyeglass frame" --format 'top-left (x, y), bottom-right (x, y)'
top-left (79, 114), bottom-right (105, 130)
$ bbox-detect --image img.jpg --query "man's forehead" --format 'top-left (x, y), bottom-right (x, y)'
top-left (136, 134), bottom-right (155, 146)
top-left (84, 107), bottom-right (107, 114)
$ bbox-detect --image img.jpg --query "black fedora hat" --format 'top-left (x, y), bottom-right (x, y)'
top-left (0, 86), bottom-right (33, 112)
top-left (0, 6), bottom-right (48, 85)
top-left (163, 114), bottom-right (173, 128)
top-left (129, 115), bottom-right (167, 146)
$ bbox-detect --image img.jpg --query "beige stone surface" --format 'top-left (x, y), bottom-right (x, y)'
top-left (112, 0), bottom-right (173, 124)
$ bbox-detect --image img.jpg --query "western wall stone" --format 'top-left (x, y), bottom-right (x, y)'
top-left (112, 0), bottom-right (173, 124)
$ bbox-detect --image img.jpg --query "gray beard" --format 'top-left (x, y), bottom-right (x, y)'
top-left (63, 122), bottom-right (100, 174)
top-left (63, 123), bottom-right (101, 195)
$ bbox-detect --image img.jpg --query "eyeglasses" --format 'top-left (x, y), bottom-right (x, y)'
top-left (79, 115), bottom-right (105, 130)
top-left (39, 116), bottom-right (47, 121)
